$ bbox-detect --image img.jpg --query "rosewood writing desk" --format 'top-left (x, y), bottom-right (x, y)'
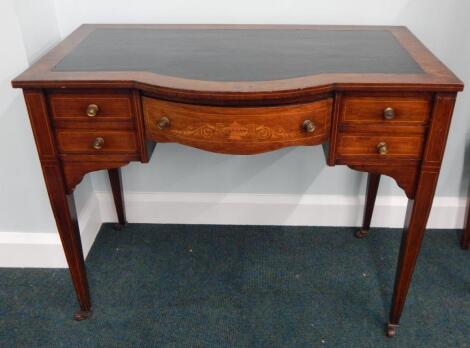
top-left (12, 25), bottom-right (463, 337)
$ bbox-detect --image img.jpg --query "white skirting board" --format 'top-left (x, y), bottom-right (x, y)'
top-left (97, 191), bottom-right (466, 228)
top-left (0, 191), bottom-right (466, 268)
top-left (0, 194), bottom-right (102, 268)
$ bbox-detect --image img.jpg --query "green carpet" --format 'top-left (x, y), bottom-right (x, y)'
top-left (0, 224), bottom-right (469, 347)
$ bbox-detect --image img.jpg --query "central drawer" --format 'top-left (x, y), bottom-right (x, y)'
top-left (142, 97), bottom-right (333, 154)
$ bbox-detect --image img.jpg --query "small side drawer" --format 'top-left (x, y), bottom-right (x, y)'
top-left (340, 95), bottom-right (431, 125)
top-left (49, 92), bottom-right (133, 121)
top-left (336, 134), bottom-right (424, 159)
top-left (56, 130), bottom-right (138, 154)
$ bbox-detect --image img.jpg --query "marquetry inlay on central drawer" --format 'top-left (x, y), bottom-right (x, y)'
top-left (142, 97), bottom-right (333, 154)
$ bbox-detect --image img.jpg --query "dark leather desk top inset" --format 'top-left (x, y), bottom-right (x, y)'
top-left (54, 28), bottom-right (423, 81)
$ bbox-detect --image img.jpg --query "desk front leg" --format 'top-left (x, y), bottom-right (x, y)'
top-left (387, 169), bottom-right (439, 336)
top-left (23, 89), bottom-right (92, 320)
top-left (42, 162), bottom-right (92, 320)
top-left (387, 93), bottom-right (457, 336)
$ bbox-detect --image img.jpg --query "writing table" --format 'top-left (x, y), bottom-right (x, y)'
top-left (12, 24), bottom-right (463, 337)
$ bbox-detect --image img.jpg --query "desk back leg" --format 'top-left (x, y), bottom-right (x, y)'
top-left (461, 196), bottom-right (470, 249)
top-left (108, 168), bottom-right (127, 229)
top-left (356, 173), bottom-right (380, 238)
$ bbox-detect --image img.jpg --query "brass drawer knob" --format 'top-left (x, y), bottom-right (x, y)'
top-left (377, 142), bottom-right (388, 155)
top-left (92, 137), bottom-right (104, 150)
top-left (157, 116), bottom-right (170, 130)
top-left (86, 104), bottom-right (99, 117)
top-left (302, 120), bottom-right (316, 133)
top-left (383, 107), bottom-right (395, 120)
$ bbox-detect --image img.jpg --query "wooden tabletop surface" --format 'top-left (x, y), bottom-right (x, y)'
top-left (12, 25), bottom-right (463, 96)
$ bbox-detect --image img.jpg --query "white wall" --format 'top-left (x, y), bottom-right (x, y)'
top-left (0, 0), bottom-right (94, 234)
top-left (1, 0), bottom-right (469, 267)
top-left (53, 0), bottom-right (470, 199)
top-left (0, 0), bottom-right (58, 234)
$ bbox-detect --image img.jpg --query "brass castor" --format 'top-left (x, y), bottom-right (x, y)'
top-left (74, 309), bottom-right (92, 321)
top-left (386, 323), bottom-right (399, 337)
top-left (355, 229), bottom-right (369, 239)
top-left (113, 223), bottom-right (127, 231)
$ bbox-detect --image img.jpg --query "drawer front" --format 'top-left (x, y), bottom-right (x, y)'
top-left (56, 130), bottom-right (138, 154)
top-left (50, 92), bottom-right (133, 121)
top-left (337, 134), bottom-right (424, 159)
top-left (340, 95), bottom-right (431, 125)
top-left (143, 97), bottom-right (333, 154)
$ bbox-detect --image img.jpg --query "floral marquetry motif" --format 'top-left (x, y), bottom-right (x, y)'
top-left (169, 122), bottom-right (300, 142)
